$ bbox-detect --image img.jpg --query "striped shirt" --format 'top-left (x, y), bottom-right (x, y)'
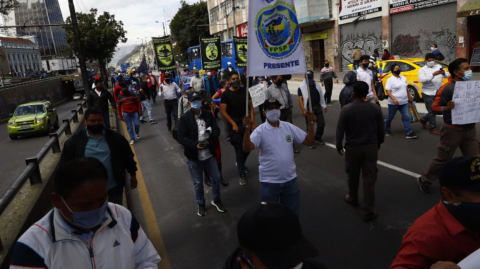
top-left (320, 67), bottom-right (337, 82)
top-left (265, 83), bottom-right (293, 109)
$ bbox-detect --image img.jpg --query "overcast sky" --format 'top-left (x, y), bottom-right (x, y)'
top-left (58, 0), bottom-right (199, 47)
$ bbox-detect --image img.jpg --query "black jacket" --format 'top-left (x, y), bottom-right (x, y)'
top-left (60, 128), bottom-right (137, 188)
top-left (87, 88), bottom-right (116, 113)
top-left (177, 109), bottom-right (220, 160)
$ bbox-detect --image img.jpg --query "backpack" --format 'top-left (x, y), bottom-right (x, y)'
top-left (435, 53), bottom-right (445, 62)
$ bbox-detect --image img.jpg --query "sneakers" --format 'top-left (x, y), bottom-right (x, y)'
top-left (309, 145), bottom-right (316, 149)
top-left (315, 139), bottom-right (325, 145)
top-left (140, 119), bottom-right (147, 124)
top-left (239, 175), bottom-right (247, 186)
top-left (197, 204), bottom-right (206, 217)
top-left (429, 129), bottom-right (440, 135)
top-left (136, 134), bottom-right (140, 139)
top-left (150, 120), bottom-right (157, 124)
top-left (294, 149), bottom-right (300, 154)
top-left (417, 177), bottom-right (431, 194)
top-left (130, 140), bottom-right (135, 145)
top-left (220, 177), bottom-right (229, 186)
top-left (406, 133), bottom-right (418, 139)
top-left (211, 200), bottom-right (227, 213)
top-left (385, 131), bottom-right (393, 136)
top-left (420, 119), bottom-right (428, 130)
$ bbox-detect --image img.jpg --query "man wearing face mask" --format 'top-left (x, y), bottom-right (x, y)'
top-left (10, 158), bottom-right (161, 268)
top-left (418, 58), bottom-right (479, 194)
top-left (431, 44), bottom-right (445, 61)
top-left (60, 108), bottom-right (138, 205)
top-left (418, 53), bottom-right (450, 136)
top-left (86, 79), bottom-right (116, 129)
top-left (190, 71), bottom-right (204, 92)
top-left (177, 91), bottom-right (227, 216)
top-left (117, 85), bottom-right (142, 145)
top-left (224, 62), bottom-right (234, 76)
top-left (390, 156), bottom-right (480, 269)
top-left (160, 72), bottom-right (180, 132)
top-left (356, 55), bottom-right (378, 103)
top-left (243, 99), bottom-right (316, 215)
top-left (203, 71), bottom-right (218, 97)
top-left (320, 60), bottom-right (338, 104)
top-left (221, 73), bottom-right (256, 186)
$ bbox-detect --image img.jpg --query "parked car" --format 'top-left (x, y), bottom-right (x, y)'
top-left (7, 101), bottom-right (59, 140)
top-left (349, 58), bottom-right (450, 101)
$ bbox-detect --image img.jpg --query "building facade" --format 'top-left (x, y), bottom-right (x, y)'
top-left (205, 0), bottom-right (480, 72)
top-left (0, 37), bottom-right (42, 75)
top-left (2, 0), bottom-right (76, 72)
top-left (207, 0), bottom-right (249, 40)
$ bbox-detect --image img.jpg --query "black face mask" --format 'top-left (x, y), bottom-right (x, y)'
top-left (96, 86), bottom-right (105, 91)
top-left (393, 70), bottom-right (401, 76)
top-left (362, 63), bottom-right (369, 69)
top-left (325, 63), bottom-right (329, 67)
top-left (87, 124), bottom-right (104, 134)
top-left (275, 79), bottom-right (283, 86)
top-left (230, 80), bottom-right (240, 88)
top-left (444, 201), bottom-right (480, 233)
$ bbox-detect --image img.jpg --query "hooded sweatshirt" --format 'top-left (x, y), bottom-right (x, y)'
top-left (339, 71), bottom-right (357, 108)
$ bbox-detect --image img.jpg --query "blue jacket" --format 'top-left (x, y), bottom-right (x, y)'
top-left (203, 76), bottom-right (218, 96)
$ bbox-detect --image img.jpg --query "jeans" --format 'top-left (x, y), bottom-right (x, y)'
top-left (345, 146), bottom-right (378, 215)
top-left (260, 178), bottom-right (300, 216)
top-left (164, 99), bottom-right (178, 130)
top-left (103, 111), bottom-right (111, 129)
top-left (304, 105), bottom-right (325, 140)
top-left (186, 157), bottom-right (221, 205)
top-left (228, 119), bottom-right (250, 175)
top-left (385, 104), bottom-right (412, 134)
top-left (421, 94), bottom-right (436, 130)
top-left (140, 100), bottom-right (153, 121)
top-left (324, 79), bottom-right (333, 103)
top-left (124, 112), bottom-right (140, 141)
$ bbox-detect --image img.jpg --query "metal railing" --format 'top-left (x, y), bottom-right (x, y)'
top-left (0, 100), bottom-right (87, 251)
top-left (0, 76), bottom-right (62, 89)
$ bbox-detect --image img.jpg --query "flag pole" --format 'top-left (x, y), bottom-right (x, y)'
top-left (305, 73), bottom-right (312, 113)
top-left (245, 75), bottom-right (249, 118)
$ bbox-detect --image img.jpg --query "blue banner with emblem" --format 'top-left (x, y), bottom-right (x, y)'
top-left (247, 0), bottom-right (307, 76)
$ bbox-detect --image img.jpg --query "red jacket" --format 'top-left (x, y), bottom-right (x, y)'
top-left (147, 74), bottom-right (158, 88)
top-left (117, 92), bottom-right (142, 119)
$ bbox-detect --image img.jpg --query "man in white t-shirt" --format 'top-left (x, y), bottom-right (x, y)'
top-left (385, 63), bottom-right (417, 139)
top-left (356, 55), bottom-right (378, 103)
top-left (418, 53), bottom-right (450, 136)
top-left (242, 99), bottom-right (316, 215)
top-left (160, 72), bottom-right (180, 132)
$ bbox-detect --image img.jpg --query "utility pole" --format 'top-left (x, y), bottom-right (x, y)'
top-left (68, 0), bottom-right (90, 94)
top-left (232, 0), bottom-right (237, 38)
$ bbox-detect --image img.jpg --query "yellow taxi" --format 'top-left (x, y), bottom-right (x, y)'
top-left (349, 58), bottom-right (450, 101)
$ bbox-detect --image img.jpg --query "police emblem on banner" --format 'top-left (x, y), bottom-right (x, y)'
top-left (156, 44), bottom-right (173, 66)
top-left (255, 1), bottom-right (300, 59)
top-left (236, 44), bottom-right (248, 63)
top-left (206, 44), bottom-right (218, 61)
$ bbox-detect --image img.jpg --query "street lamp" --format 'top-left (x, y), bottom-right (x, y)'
top-left (155, 20), bottom-right (170, 36)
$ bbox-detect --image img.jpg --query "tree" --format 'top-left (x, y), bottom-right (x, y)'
top-left (0, 0), bottom-right (16, 16)
top-left (170, 0), bottom-right (211, 55)
top-left (63, 9), bottom-right (127, 88)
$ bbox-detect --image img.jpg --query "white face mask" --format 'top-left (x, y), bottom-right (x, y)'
top-left (426, 61), bottom-right (435, 67)
top-left (266, 109), bottom-right (281, 122)
top-left (431, 47), bottom-right (435, 51)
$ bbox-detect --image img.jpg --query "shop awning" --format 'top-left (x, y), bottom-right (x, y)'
top-left (458, 0), bottom-right (480, 17)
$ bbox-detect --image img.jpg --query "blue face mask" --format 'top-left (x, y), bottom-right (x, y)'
top-left (191, 100), bottom-right (202, 110)
top-left (61, 197), bottom-right (108, 230)
top-left (462, 70), bottom-right (473, 81)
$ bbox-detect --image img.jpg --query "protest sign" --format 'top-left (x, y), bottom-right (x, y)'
top-left (200, 37), bottom-right (222, 70)
top-left (452, 81), bottom-right (480, 125)
top-left (152, 36), bottom-right (176, 71)
top-left (248, 84), bottom-right (266, 108)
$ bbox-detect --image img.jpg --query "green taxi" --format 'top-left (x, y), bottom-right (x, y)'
top-left (7, 101), bottom-right (59, 139)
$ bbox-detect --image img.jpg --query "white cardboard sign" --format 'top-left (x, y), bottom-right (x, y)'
top-left (452, 81), bottom-right (480, 125)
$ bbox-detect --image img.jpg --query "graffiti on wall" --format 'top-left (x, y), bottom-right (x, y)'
top-left (340, 32), bottom-right (382, 70)
top-left (392, 28), bottom-right (456, 63)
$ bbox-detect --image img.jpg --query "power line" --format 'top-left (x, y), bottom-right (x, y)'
top-left (74, 0), bottom-right (84, 12)
top-left (80, 0), bottom-right (88, 12)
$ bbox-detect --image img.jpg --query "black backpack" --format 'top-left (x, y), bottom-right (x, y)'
top-left (435, 53), bottom-right (445, 62)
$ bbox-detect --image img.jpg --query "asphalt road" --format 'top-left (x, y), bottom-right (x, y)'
top-left (127, 85), bottom-right (480, 269)
top-left (0, 100), bottom-right (83, 199)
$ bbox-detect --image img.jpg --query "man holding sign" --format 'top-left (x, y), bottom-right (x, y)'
top-left (418, 58), bottom-right (479, 194)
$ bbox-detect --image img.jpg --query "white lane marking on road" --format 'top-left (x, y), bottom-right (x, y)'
top-left (324, 142), bottom-right (421, 178)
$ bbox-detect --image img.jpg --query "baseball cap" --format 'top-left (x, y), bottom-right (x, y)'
top-left (188, 91), bottom-right (202, 102)
top-left (307, 70), bottom-right (314, 78)
top-left (227, 61), bottom-right (232, 65)
top-left (258, 76), bottom-right (265, 81)
top-left (263, 98), bottom-right (281, 110)
top-left (132, 81), bottom-right (137, 85)
top-left (237, 203), bottom-right (318, 269)
top-left (439, 156), bottom-right (480, 192)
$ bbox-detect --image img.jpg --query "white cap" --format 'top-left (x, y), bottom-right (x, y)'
top-left (118, 73), bottom-right (121, 76)
top-left (207, 72), bottom-right (211, 76)
top-left (227, 62), bottom-right (232, 65)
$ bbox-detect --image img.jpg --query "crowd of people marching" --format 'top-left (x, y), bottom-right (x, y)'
top-left (8, 53), bottom-right (480, 269)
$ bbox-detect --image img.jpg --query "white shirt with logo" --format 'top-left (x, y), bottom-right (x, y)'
top-left (385, 75), bottom-right (409, 105)
top-left (356, 67), bottom-right (373, 96)
top-left (250, 121), bottom-right (306, 184)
